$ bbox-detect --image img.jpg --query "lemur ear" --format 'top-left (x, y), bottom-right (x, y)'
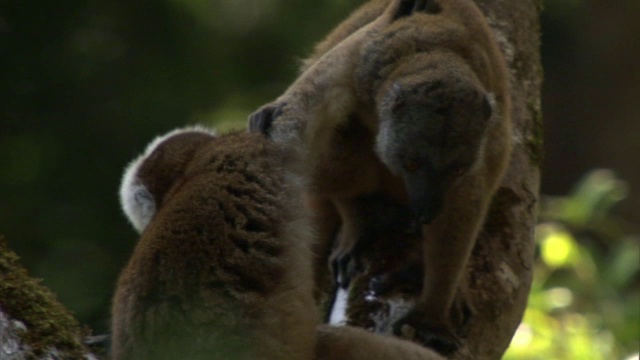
top-left (119, 126), bottom-right (216, 233)
top-left (248, 103), bottom-right (286, 136)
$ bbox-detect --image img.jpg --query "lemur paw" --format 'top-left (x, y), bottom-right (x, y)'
top-left (247, 102), bottom-right (286, 135)
top-left (392, 309), bottom-right (462, 356)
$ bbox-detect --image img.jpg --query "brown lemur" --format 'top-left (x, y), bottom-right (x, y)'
top-left (112, 127), bottom-right (317, 360)
top-left (249, 0), bottom-right (512, 354)
top-left (112, 125), bottom-right (445, 360)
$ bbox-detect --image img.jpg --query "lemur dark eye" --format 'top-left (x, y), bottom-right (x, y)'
top-left (393, 99), bottom-right (406, 114)
top-left (450, 166), bottom-right (466, 177)
top-left (404, 160), bottom-right (422, 173)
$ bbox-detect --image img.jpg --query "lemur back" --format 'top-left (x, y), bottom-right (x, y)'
top-left (112, 129), bottom-right (316, 360)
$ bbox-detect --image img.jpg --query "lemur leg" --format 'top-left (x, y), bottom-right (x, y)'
top-left (392, 176), bottom-right (487, 355)
top-left (316, 324), bottom-right (446, 360)
top-left (304, 193), bottom-right (341, 303)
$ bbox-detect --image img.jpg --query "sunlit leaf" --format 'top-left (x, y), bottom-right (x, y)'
top-left (545, 287), bottom-right (573, 309)
top-left (540, 224), bottom-right (578, 268)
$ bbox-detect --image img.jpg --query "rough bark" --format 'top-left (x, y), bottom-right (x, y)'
top-left (0, 236), bottom-right (98, 360)
top-left (341, 1), bottom-right (543, 359)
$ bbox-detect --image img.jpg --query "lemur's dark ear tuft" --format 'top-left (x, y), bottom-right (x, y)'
top-left (482, 95), bottom-right (493, 121)
top-left (248, 103), bottom-right (287, 137)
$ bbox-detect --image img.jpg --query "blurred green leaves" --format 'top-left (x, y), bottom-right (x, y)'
top-left (168, 0), bottom-right (281, 33)
top-left (0, 135), bottom-right (44, 185)
top-left (545, 170), bottom-right (629, 229)
top-left (0, 0), bottom-right (363, 333)
top-left (504, 170), bottom-right (639, 360)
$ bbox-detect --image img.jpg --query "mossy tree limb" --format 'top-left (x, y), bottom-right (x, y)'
top-left (0, 236), bottom-right (97, 360)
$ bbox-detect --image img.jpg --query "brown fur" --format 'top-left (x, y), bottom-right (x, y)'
top-left (315, 324), bottom-right (443, 360)
top-left (249, 0), bottom-right (511, 353)
top-left (248, 0), bottom-right (411, 288)
top-left (112, 127), bottom-right (445, 359)
top-left (355, 1), bottom-right (512, 350)
top-left (112, 130), bottom-right (317, 360)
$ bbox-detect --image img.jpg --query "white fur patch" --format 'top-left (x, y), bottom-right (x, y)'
top-left (119, 125), bottom-right (217, 233)
top-left (486, 92), bottom-right (497, 114)
top-left (119, 156), bottom-right (155, 233)
top-left (329, 287), bottom-right (349, 326)
top-left (141, 125), bottom-right (217, 160)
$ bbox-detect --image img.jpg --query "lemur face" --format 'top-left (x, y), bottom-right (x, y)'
top-left (375, 75), bottom-right (493, 224)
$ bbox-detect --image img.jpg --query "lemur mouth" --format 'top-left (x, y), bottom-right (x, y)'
top-left (402, 165), bottom-right (445, 227)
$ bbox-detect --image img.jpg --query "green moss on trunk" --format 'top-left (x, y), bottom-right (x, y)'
top-left (0, 236), bottom-right (92, 359)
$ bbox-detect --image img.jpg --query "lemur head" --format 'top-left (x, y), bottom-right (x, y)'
top-left (375, 68), bottom-right (494, 225)
top-left (119, 126), bottom-right (216, 233)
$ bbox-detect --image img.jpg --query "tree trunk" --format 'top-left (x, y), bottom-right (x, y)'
top-left (341, 1), bottom-right (543, 359)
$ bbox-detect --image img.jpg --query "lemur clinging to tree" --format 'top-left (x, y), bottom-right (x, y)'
top-left (249, 0), bottom-right (511, 354)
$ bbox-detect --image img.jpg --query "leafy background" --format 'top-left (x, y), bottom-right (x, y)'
top-left (0, 0), bottom-right (638, 358)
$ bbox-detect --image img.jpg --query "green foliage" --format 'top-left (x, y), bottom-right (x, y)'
top-left (504, 170), bottom-right (639, 360)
